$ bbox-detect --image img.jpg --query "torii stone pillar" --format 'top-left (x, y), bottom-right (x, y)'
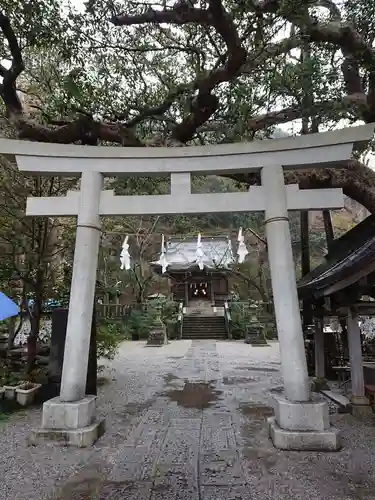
top-left (38, 171), bottom-right (105, 447)
top-left (60, 171), bottom-right (103, 402)
top-left (262, 165), bottom-right (310, 402)
top-left (264, 166), bottom-right (340, 451)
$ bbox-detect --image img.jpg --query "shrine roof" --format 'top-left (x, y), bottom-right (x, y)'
top-left (153, 236), bottom-right (234, 271)
top-left (297, 214), bottom-right (375, 299)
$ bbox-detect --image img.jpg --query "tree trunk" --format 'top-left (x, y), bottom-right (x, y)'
top-left (323, 210), bottom-right (335, 250)
top-left (300, 37), bottom-right (314, 330)
top-left (8, 288), bottom-right (27, 349)
top-left (27, 290), bottom-right (42, 372)
top-left (300, 211), bottom-right (312, 327)
top-left (7, 316), bottom-right (16, 349)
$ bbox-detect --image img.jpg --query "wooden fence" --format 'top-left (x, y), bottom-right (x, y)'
top-left (96, 303), bottom-right (132, 319)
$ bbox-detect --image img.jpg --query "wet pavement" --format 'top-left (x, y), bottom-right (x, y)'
top-left (2, 340), bottom-right (375, 500)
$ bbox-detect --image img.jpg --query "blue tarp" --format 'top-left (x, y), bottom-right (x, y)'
top-left (0, 292), bottom-right (19, 321)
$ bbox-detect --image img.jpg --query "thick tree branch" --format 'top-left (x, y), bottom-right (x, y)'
top-left (128, 36), bottom-right (302, 130)
top-left (0, 13), bottom-right (24, 84)
top-left (172, 92), bottom-right (219, 142)
top-left (15, 115), bottom-right (143, 146)
top-left (0, 12), bottom-right (24, 115)
top-left (15, 94), bottom-right (360, 147)
top-left (112, 5), bottom-right (211, 27)
top-left (198, 96), bottom-right (360, 134)
top-left (127, 82), bottom-right (193, 127)
top-left (230, 159), bottom-right (375, 214)
top-left (241, 35), bottom-right (303, 73)
top-left (111, 1), bottom-right (247, 143)
top-left (303, 21), bottom-right (375, 70)
top-left (246, 97), bottom-right (359, 131)
top-left (255, 0), bottom-right (375, 69)
top-left (255, 0), bottom-right (375, 120)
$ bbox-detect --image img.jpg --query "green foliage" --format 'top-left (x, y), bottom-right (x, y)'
top-left (230, 301), bottom-right (275, 340)
top-left (148, 297), bottom-right (179, 338)
top-left (0, 361), bottom-right (8, 386)
top-left (25, 367), bottom-right (48, 385)
top-left (1, 0), bottom-right (69, 55)
top-left (97, 318), bottom-right (127, 360)
top-left (230, 302), bottom-right (259, 339)
top-left (122, 308), bottom-right (153, 340)
top-left (0, 361), bottom-right (23, 386)
top-left (122, 298), bottom-right (179, 340)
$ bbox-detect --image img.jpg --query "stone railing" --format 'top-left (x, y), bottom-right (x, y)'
top-left (96, 303), bottom-right (131, 319)
top-left (177, 302), bottom-right (184, 339)
top-left (224, 301), bottom-right (232, 339)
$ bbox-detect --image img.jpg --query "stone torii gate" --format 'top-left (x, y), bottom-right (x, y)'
top-left (0, 124), bottom-right (373, 450)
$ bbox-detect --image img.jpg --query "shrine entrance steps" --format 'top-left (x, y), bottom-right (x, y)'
top-left (182, 316), bottom-right (227, 340)
top-left (185, 300), bottom-right (224, 317)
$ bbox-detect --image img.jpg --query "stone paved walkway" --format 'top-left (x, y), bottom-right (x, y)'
top-left (2, 340), bottom-right (375, 500)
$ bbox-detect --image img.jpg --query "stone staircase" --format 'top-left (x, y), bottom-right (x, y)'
top-left (181, 316), bottom-right (227, 340)
top-left (182, 316), bottom-right (228, 340)
top-left (185, 300), bottom-right (224, 317)
top-left (182, 301), bottom-right (227, 339)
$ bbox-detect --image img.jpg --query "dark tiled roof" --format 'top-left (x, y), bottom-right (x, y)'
top-left (152, 236), bottom-right (234, 271)
top-left (297, 215), bottom-right (375, 299)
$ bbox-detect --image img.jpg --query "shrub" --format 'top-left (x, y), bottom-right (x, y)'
top-left (123, 308), bottom-right (154, 340)
top-left (97, 319), bottom-right (127, 359)
top-left (123, 298), bottom-right (179, 340)
top-left (230, 301), bottom-right (275, 339)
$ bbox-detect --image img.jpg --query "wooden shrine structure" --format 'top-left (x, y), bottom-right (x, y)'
top-left (298, 214), bottom-right (375, 403)
top-left (151, 236), bottom-right (233, 306)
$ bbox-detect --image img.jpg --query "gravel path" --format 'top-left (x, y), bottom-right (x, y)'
top-left (0, 340), bottom-right (375, 500)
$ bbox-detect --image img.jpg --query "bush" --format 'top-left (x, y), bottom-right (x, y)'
top-left (148, 297), bottom-right (179, 338)
top-left (124, 308), bottom-right (154, 340)
top-left (0, 361), bottom-right (24, 386)
top-left (230, 302), bottom-right (255, 339)
top-left (123, 298), bottom-right (179, 340)
top-left (230, 301), bottom-right (275, 339)
top-left (97, 319), bottom-right (127, 359)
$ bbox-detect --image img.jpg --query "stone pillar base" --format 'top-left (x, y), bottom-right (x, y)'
top-left (350, 395), bottom-right (373, 419)
top-left (268, 417), bottom-right (341, 451)
top-left (311, 377), bottom-right (329, 392)
top-left (350, 395), bottom-right (369, 406)
top-left (268, 394), bottom-right (341, 451)
top-left (147, 326), bottom-right (168, 346)
top-left (28, 395), bottom-right (105, 447)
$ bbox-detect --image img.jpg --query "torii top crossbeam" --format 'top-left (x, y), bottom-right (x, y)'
top-left (0, 124), bottom-right (373, 176)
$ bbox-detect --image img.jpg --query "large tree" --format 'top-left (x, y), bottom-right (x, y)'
top-left (1, 0), bottom-right (375, 210)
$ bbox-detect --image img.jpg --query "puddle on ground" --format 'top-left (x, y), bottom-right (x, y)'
top-left (164, 373), bottom-right (180, 384)
top-left (223, 376), bottom-right (258, 385)
top-left (97, 376), bottom-right (111, 387)
top-left (239, 403), bottom-right (274, 418)
top-left (123, 400), bottom-right (155, 416)
top-left (54, 479), bottom-right (138, 500)
top-left (164, 381), bottom-right (222, 410)
top-left (242, 446), bottom-right (278, 469)
top-left (236, 366), bottom-right (280, 372)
